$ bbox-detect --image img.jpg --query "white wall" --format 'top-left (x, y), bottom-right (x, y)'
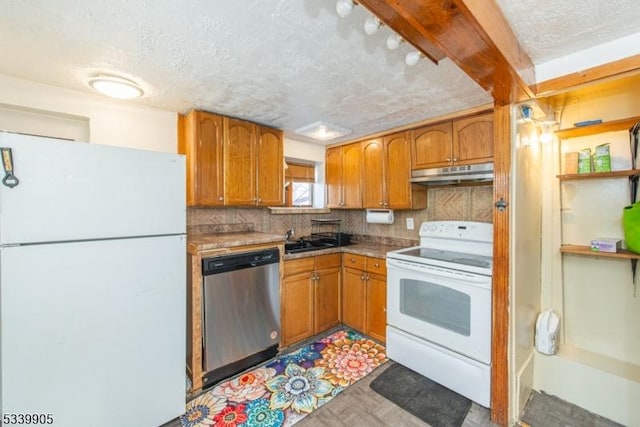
top-left (535, 75), bottom-right (640, 426)
top-left (509, 107), bottom-right (543, 423)
top-left (535, 32), bottom-right (640, 83)
top-left (0, 74), bottom-right (176, 153)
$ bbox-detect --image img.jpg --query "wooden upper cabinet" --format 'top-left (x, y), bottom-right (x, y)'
top-left (342, 143), bottom-right (363, 208)
top-left (411, 122), bottom-right (453, 169)
top-left (256, 125), bottom-right (284, 206)
top-left (224, 117), bottom-right (256, 205)
top-left (362, 139), bottom-right (385, 209)
top-left (411, 113), bottom-right (494, 168)
top-left (325, 143), bottom-right (362, 209)
top-left (362, 132), bottom-right (424, 210)
top-left (452, 112), bottom-right (494, 166)
top-left (223, 119), bottom-right (284, 207)
top-left (179, 110), bottom-right (224, 207)
top-left (325, 146), bottom-right (343, 208)
top-left (384, 132), bottom-right (417, 209)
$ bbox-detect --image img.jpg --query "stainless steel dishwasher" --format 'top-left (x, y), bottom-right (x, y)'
top-left (201, 247), bottom-right (280, 386)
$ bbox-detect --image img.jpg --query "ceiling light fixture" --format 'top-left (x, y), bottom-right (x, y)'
top-left (88, 75), bottom-right (144, 99)
top-left (405, 50), bottom-right (424, 66)
top-left (336, 0), bottom-right (357, 18)
top-left (386, 33), bottom-right (404, 50)
top-left (364, 16), bottom-right (383, 35)
top-left (294, 121), bottom-right (352, 142)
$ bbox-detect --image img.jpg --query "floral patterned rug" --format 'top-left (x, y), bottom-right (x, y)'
top-left (180, 329), bottom-right (387, 427)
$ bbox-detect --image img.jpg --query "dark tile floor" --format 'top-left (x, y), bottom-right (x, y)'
top-left (161, 327), bottom-right (621, 427)
top-left (163, 372), bottom-right (626, 427)
top-left (162, 362), bottom-right (496, 427)
top-left (520, 390), bottom-right (624, 427)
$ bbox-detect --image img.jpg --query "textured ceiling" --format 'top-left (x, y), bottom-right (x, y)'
top-left (0, 0), bottom-right (638, 145)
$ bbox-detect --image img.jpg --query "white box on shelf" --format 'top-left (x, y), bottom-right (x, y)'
top-left (590, 238), bottom-right (622, 253)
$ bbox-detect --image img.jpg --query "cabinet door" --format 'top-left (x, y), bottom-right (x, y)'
top-left (366, 273), bottom-right (387, 343)
top-left (224, 118), bottom-right (256, 205)
top-left (256, 126), bottom-right (284, 206)
top-left (181, 111), bottom-right (224, 206)
top-left (341, 143), bottom-right (363, 208)
top-left (342, 267), bottom-right (366, 333)
top-left (362, 139), bottom-right (385, 209)
top-left (452, 113), bottom-right (493, 165)
top-left (314, 267), bottom-right (341, 334)
top-left (281, 271), bottom-right (314, 347)
top-left (411, 122), bottom-right (453, 169)
top-left (325, 146), bottom-right (343, 208)
top-left (384, 132), bottom-right (412, 209)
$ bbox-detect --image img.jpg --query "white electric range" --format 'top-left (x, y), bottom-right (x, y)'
top-left (386, 220), bottom-right (493, 407)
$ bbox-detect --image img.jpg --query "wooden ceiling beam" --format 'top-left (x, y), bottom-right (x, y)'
top-left (357, 0), bottom-right (535, 104)
top-left (534, 54), bottom-right (640, 96)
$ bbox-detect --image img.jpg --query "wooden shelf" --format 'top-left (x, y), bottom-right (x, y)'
top-left (555, 116), bottom-right (640, 139)
top-left (557, 169), bottom-right (640, 181)
top-left (560, 245), bottom-right (640, 260)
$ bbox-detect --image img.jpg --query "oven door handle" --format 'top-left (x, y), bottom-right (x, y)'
top-left (387, 258), bottom-right (491, 284)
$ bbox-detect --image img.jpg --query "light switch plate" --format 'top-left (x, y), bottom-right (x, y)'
top-left (406, 218), bottom-right (414, 230)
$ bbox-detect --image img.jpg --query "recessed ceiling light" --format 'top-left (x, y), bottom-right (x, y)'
top-left (295, 121), bottom-right (352, 142)
top-left (88, 75), bottom-right (144, 99)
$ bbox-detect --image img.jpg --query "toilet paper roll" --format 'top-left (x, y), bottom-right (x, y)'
top-left (366, 209), bottom-right (394, 224)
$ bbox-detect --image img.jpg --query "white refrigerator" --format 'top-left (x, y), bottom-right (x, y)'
top-left (0, 132), bottom-right (186, 427)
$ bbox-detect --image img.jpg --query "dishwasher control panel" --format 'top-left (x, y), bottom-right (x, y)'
top-left (202, 247), bottom-right (280, 275)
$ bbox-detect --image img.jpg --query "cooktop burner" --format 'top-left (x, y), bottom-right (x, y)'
top-left (395, 247), bottom-right (492, 269)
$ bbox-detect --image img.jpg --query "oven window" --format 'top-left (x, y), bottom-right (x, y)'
top-left (399, 278), bottom-right (471, 336)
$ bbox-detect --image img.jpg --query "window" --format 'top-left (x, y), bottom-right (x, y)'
top-left (285, 162), bottom-right (315, 207)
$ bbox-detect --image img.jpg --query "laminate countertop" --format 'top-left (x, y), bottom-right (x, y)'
top-left (187, 232), bottom-right (285, 255)
top-left (187, 232), bottom-right (412, 258)
top-left (283, 242), bottom-right (409, 260)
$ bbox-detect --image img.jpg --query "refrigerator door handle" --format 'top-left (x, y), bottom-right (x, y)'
top-left (1, 147), bottom-right (20, 188)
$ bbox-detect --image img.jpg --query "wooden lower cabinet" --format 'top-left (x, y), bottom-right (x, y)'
top-left (281, 254), bottom-right (341, 347)
top-left (342, 267), bottom-right (366, 332)
top-left (281, 269), bottom-right (315, 347)
top-left (341, 254), bottom-right (388, 343)
top-left (365, 273), bottom-right (387, 342)
top-left (314, 267), bottom-right (341, 332)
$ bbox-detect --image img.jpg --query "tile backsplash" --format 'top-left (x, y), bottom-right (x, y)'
top-left (188, 185), bottom-right (493, 239)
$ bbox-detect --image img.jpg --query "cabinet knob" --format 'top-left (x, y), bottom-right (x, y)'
top-left (219, 196), bottom-right (223, 201)
top-left (350, 258), bottom-right (356, 263)
top-left (446, 158), bottom-right (451, 162)
top-left (452, 157), bottom-right (458, 162)
top-left (374, 262), bottom-right (380, 268)
top-left (360, 275), bottom-right (366, 281)
top-left (379, 202), bottom-right (383, 206)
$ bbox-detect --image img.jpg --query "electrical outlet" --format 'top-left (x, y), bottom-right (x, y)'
top-left (406, 218), bottom-right (414, 230)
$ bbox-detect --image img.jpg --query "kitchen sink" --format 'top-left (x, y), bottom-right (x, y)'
top-left (284, 239), bottom-right (336, 254)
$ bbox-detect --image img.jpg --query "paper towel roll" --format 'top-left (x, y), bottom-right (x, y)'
top-left (366, 209), bottom-right (394, 224)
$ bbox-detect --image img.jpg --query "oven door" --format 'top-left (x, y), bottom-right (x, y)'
top-left (386, 257), bottom-right (492, 364)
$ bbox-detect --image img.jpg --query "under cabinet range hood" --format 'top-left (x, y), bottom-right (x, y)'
top-left (410, 162), bottom-right (494, 185)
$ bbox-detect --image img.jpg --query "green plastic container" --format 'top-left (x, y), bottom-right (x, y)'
top-left (623, 202), bottom-right (640, 253)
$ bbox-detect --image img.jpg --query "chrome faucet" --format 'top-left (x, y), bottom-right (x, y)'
top-left (285, 228), bottom-right (295, 241)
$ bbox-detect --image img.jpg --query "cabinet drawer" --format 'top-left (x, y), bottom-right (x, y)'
top-left (284, 257), bottom-right (315, 276)
top-left (343, 253), bottom-right (366, 270)
top-left (315, 253), bottom-right (342, 269)
top-left (366, 256), bottom-right (386, 276)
